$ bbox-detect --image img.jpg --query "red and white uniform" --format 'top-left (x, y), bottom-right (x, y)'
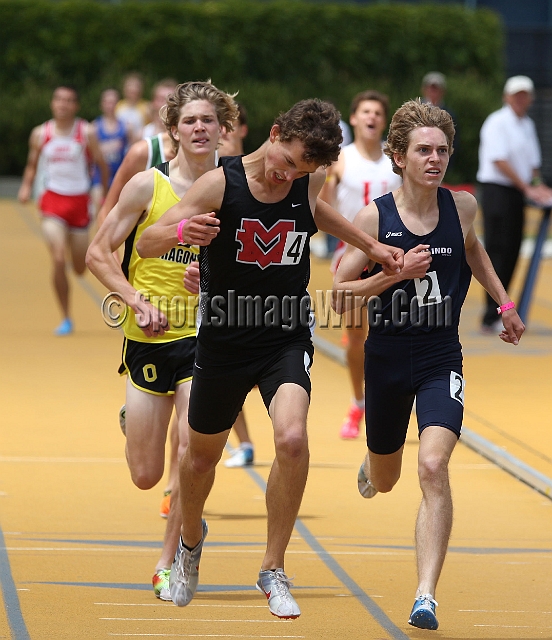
top-left (41, 119), bottom-right (90, 195)
top-left (39, 119), bottom-right (91, 228)
top-left (331, 143), bottom-right (402, 271)
top-left (335, 143), bottom-right (402, 223)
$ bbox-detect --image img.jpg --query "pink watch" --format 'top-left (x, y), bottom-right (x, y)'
top-left (497, 301), bottom-right (515, 314)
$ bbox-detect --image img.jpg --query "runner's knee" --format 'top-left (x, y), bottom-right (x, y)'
top-left (274, 427), bottom-right (308, 461)
top-left (130, 464), bottom-right (163, 490)
top-left (418, 451), bottom-right (450, 490)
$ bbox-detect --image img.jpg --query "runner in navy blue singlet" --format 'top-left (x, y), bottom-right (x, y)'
top-left (333, 99), bottom-right (524, 631)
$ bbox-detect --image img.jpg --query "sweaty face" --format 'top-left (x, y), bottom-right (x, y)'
top-left (51, 88), bottom-right (79, 120)
top-left (398, 127), bottom-right (449, 186)
top-left (266, 127), bottom-right (320, 185)
top-left (350, 100), bottom-right (387, 142)
top-left (172, 99), bottom-right (221, 157)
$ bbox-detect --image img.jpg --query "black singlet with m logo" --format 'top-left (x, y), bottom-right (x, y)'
top-left (198, 155), bottom-right (317, 352)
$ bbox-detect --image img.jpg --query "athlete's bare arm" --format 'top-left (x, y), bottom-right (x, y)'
top-left (86, 169), bottom-right (169, 337)
top-left (136, 168), bottom-right (225, 258)
top-left (314, 194), bottom-right (404, 276)
top-left (96, 139), bottom-right (151, 226)
top-left (17, 125), bottom-right (42, 203)
top-left (332, 201), bottom-right (430, 312)
top-left (455, 191), bottom-right (525, 345)
top-left (317, 153), bottom-right (344, 205)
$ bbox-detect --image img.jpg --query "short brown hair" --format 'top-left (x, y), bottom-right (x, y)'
top-left (350, 90), bottom-right (390, 119)
top-left (384, 99), bottom-right (455, 176)
top-left (161, 80), bottom-right (239, 154)
top-left (274, 99), bottom-right (342, 167)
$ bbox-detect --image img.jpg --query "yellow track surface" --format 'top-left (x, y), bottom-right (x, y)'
top-left (1, 200), bottom-right (551, 639)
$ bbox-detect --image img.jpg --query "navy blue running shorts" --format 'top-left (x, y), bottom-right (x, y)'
top-left (188, 340), bottom-right (314, 434)
top-left (364, 331), bottom-right (464, 455)
top-left (118, 336), bottom-right (196, 395)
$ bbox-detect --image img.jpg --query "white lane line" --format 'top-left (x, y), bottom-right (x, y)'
top-left (461, 609), bottom-right (552, 614)
top-left (474, 625), bottom-right (552, 629)
top-left (108, 634), bottom-right (304, 638)
top-left (0, 456), bottom-right (125, 463)
top-left (96, 603), bottom-right (266, 608)
top-left (101, 618), bottom-right (291, 623)
top-left (4, 547), bottom-right (410, 556)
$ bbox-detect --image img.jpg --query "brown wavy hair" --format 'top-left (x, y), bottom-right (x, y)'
top-left (274, 99), bottom-right (342, 167)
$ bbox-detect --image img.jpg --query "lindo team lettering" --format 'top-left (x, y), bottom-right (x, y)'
top-left (236, 219), bottom-right (307, 269)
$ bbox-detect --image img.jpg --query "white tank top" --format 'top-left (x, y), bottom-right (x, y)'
top-left (41, 119), bottom-right (90, 195)
top-left (335, 143), bottom-right (402, 222)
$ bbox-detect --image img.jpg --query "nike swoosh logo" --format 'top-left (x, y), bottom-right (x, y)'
top-left (291, 203), bottom-right (301, 208)
top-left (195, 364), bottom-right (202, 370)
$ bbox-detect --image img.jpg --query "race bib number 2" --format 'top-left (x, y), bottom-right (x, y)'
top-left (450, 371), bottom-right (465, 405)
top-left (414, 271), bottom-right (442, 306)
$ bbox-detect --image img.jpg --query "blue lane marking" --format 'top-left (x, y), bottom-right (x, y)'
top-left (27, 538), bottom-right (264, 548)
top-left (27, 581), bottom-right (337, 593)
top-left (0, 525), bottom-right (31, 640)
top-left (27, 537), bottom-right (552, 555)
top-left (243, 466), bottom-right (410, 640)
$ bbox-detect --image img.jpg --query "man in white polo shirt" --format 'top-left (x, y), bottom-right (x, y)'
top-left (477, 75), bottom-right (552, 332)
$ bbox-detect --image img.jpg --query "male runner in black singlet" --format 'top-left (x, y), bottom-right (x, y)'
top-left (333, 99), bottom-right (525, 630)
top-left (137, 98), bottom-right (404, 618)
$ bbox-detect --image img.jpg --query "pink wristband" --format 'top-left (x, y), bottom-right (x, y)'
top-left (176, 219), bottom-right (187, 244)
top-left (497, 301), bottom-right (515, 314)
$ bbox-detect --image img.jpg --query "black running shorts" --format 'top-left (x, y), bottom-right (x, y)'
top-left (118, 336), bottom-right (196, 395)
top-left (188, 340), bottom-right (314, 434)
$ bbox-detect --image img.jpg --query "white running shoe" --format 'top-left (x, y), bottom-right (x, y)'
top-left (256, 568), bottom-right (301, 619)
top-left (170, 520), bottom-right (208, 607)
top-left (224, 444), bottom-right (254, 468)
top-left (357, 462), bottom-right (378, 498)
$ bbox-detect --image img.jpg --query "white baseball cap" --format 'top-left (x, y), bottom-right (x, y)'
top-left (422, 72), bottom-right (446, 88)
top-left (503, 75), bottom-right (534, 95)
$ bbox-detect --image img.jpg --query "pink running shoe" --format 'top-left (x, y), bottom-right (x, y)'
top-left (340, 405), bottom-right (364, 439)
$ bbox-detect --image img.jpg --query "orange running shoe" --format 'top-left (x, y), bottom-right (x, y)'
top-left (340, 404), bottom-right (364, 439)
top-left (160, 490), bottom-right (171, 519)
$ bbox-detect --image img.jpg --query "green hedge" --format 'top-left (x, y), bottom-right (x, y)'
top-left (0, 0), bottom-right (504, 182)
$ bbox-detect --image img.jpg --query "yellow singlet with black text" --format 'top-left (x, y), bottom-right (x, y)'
top-left (121, 162), bottom-right (199, 343)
